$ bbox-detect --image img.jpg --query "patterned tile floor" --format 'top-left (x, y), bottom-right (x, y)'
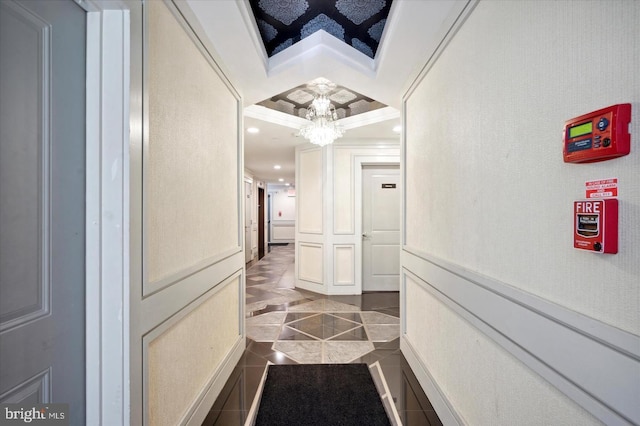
top-left (202, 244), bottom-right (442, 426)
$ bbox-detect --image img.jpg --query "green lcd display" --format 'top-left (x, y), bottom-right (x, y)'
top-left (569, 121), bottom-right (593, 138)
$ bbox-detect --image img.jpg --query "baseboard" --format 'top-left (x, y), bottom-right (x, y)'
top-left (400, 337), bottom-right (464, 426)
top-left (184, 336), bottom-right (246, 426)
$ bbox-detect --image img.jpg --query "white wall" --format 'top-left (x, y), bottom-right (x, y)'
top-left (269, 186), bottom-right (295, 243)
top-left (129, 2), bottom-right (245, 424)
top-left (296, 140), bottom-right (400, 294)
top-left (402, 1), bottom-right (640, 425)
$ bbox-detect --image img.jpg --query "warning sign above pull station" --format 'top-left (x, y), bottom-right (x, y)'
top-left (586, 178), bottom-right (618, 198)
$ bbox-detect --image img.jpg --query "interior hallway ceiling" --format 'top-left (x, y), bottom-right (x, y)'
top-left (185, 0), bottom-right (467, 184)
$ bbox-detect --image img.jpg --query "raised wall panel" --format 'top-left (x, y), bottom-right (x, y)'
top-left (297, 149), bottom-right (323, 234)
top-left (334, 245), bottom-right (355, 286)
top-left (145, 276), bottom-right (241, 426)
top-left (145, 0), bottom-right (240, 286)
top-left (0, 1), bottom-right (50, 331)
top-left (333, 147), bottom-right (355, 234)
top-left (298, 243), bottom-right (323, 284)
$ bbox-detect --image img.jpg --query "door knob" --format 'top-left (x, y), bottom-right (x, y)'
top-left (362, 233), bottom-right (369, 238)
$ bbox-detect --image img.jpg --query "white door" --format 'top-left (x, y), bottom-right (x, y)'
top-left (0, 0), bottom-right (86, 423)
top-left (362, 166), bottom-right (400, 291)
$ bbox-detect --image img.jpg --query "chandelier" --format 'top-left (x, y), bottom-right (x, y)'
top-left (299, 80), bottom-right (344, 147)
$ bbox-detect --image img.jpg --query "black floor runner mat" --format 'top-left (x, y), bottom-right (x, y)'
top-left (255, 363), bottom-right (391, 426)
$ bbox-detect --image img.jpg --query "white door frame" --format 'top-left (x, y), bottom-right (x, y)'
top-left (83, 1), bottom-right (134, 424)
top-left (352, 155), bottom-right (400, 294)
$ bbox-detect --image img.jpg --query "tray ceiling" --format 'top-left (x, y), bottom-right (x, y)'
top-left (249, 0), bottom-right (393, 59)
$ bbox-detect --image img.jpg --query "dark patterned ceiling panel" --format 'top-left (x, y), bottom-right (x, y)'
top-left (249, 0), bottom-right (393, 59)
top-left (257, 79), bottom-right (386, 118)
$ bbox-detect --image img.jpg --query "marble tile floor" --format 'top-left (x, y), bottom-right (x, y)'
top-left (202, 244), bottom-right (442, 426)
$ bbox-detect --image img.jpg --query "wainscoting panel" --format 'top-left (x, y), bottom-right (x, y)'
top-left (333, 244), bottom-right (355, 286)
top-left (298, 243), bottom-right (324, 284)
top-left (271, 220), bottom-right (295, 242)
top-left (297, 148), bottom-right (323, 234)
top-left (401, 249), bottom-right (640, 425)
top-left (144, 274), bottom-right (243, 426)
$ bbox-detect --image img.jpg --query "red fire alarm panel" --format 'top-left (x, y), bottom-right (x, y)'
top-left (574, 199), bottom-right (618, 254)
top-left (563, 104), bottom-right (631, 163)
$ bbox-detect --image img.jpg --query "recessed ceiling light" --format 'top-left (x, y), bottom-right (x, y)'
top-left (247, 127), bottom-right (259, 134)
top-left (278, 178), bottom-right (284, 182)
top-left (273, 165), bottom-right (281, 169)
top-left (285, 183), bottom-right (290, 186)
top-left (392, 125), bottom-right (402, 133)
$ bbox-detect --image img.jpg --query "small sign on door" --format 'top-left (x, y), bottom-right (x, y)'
top-left (381, 183), bottom-right (396, 189)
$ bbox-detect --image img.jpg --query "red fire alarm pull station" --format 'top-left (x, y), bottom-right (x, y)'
top-left (574, 199), bottom-right (618, 254)
top-left (563, 104), bottom-right (631, 163)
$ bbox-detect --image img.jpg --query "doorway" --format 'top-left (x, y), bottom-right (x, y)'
top-left (0, 0), bottom-right (87, 422)
top-left (361, 165), bottom-right (401, 291)
top-left (244, 181), bottom-right (252, 263)
top-left (258, 187), bottom-right (265, 259)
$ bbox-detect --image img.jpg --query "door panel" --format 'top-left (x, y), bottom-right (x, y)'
top-left (0, 0), bottom-right (86, 423)
top-left (362, 166), bottom-right (400, 291)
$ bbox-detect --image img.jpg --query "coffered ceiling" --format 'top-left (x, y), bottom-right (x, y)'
top-left (258, 79), bottom-right (386, 120)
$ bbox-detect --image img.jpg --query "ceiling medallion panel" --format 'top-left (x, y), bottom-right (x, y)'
top-left (249, 0), bottom-right (393, 59)
top-left (257, 79), bottom-right (386, 119)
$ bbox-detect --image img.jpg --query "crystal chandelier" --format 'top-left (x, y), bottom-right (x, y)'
top-left (299, 80), bottom-right (344, 147)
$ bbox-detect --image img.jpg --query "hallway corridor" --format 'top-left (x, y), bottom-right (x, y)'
top-left (202, 245), bottom-right (442, 425)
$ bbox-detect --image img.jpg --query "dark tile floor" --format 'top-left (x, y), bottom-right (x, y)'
top-left (202, 244), bottom-right (442, 426)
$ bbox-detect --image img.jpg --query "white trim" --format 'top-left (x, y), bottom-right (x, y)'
top-left (85, 7), bottom-right (130, 426)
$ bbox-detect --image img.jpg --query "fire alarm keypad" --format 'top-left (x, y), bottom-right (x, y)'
top-left (574, 199), bottom-right (618, 254)
top-left (563, 104), bottom-right (631, 163)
